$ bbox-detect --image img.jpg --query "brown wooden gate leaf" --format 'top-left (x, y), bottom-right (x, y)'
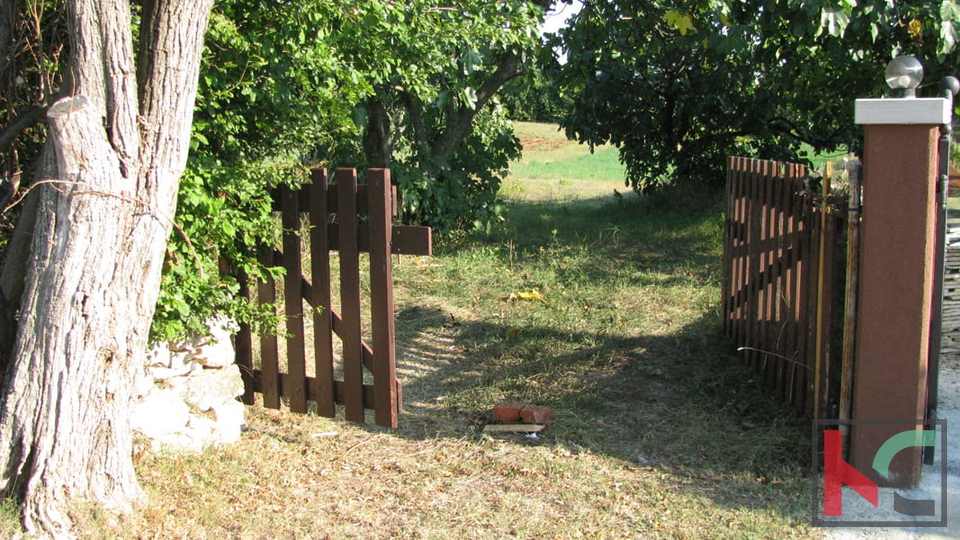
top-left (234, 168), bottom-right (431, 428)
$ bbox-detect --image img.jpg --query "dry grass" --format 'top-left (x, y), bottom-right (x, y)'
top-left (101, 402), bottom-right (814, 539)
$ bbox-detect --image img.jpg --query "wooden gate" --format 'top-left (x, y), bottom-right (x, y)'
top-left (721, 157), bottom-right (852, 419)
top-left (234, 168), bottom-right (432, 428)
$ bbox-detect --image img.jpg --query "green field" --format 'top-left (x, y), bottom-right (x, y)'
top-left (14, 123), bottom-right (820, 539)
top-left (502, 122), bottom-right (628, 202)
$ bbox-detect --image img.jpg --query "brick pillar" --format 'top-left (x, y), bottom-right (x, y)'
top-left (850, 98), bottom-right (951, 488)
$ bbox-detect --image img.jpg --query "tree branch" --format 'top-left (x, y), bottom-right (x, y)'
top-left (0, 106), bottom-right (47, 157)
top-left (400, 90), bottom-right (426, 150)
top-left (430, 51), bottom-right (524, 158)
top-left (66, 0), bottom-right (138, 172)
top-left (0, 0), bottom-right (13, 79)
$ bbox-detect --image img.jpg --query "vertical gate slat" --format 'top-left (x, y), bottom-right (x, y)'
top-left (368, 169), bottom-right (399, 428)
top-left (742, 158), bottom-right (754, 360)
top-left (722, 157), bottom-right (848, 418)
top-left (743, 159), bottom-right (753, 363)
top-left (793, 181), bottom-right (811, 415)
top-left (768, 161), bottom-right (783, 389)
top-left (747, 159), bottom-right (762, 369)
top-left (729, 158), bottom-right (742, 340)
top-left (722, 157), bottom-right (734, 335)
top-left (777, 164), bottom-right (797, 401)
top-left (735, 158), bottom-right (750, 345)
top-left (310, 168), bottom-right (336, 418)
top-left (257, 246), bottom-right (280, 409)
top-left (760, 159), bottom-right (775, 378)
top-left (753, 158), bottom-right (766, 370)
top-left (235, 269), bottom-right (255, 405)
top-left (337, 169), bottom-right (365, 422)
top-left (281, 184), bottom-right (308, 413)
top-left (727, 158), bottom-right (740, 339)
top-left (817, 209), bottom-right (839, 419)
top-left (804, 194), bottom-right (824, 418)
top-left (791, 165), bottom-right (806, 404)
top-left (756, 159), bottom-right (768, 372)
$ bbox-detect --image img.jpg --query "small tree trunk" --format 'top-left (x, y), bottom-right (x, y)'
top-left (362, 97), bottom-right (393, 168)
top-left (0, 0), bottom-right (213, 536)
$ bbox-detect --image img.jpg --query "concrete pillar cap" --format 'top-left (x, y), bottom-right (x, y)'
top-left (855, 97), bottom-right (951, 125)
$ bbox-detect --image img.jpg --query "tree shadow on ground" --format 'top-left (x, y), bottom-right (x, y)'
top-left (387, 304), bottom-right (811, 517)
top-left (321, 185), bottom-right (813, 522)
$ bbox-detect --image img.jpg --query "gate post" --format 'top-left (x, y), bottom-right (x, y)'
top-left (850, 57), bottom-right (953, 488)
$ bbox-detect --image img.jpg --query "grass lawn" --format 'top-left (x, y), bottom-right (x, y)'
top-left (15, 122), bottom-right (819, 539)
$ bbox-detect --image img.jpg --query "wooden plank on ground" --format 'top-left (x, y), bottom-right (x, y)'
top-left (482, 424), bottom-right (546, 434)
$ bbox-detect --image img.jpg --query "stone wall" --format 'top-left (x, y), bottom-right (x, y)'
top-left (132, 316), bottom-right (245, 451)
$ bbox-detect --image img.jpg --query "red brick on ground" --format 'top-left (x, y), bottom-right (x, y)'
top-left (493, 403), bottom-right (524, 423)
top-left (519, 405), bottom-right (551, 424)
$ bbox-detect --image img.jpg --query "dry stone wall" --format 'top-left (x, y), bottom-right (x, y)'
top-left (132, 316), bottom-right (245, 451)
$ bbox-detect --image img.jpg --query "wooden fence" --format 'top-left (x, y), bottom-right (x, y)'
top-left (234, 168), bottom-right (432, 428)
top-left (721, 157), bottom-right (851, 419)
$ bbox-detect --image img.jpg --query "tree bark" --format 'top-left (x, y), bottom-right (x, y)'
top-left (0, 0), bottom-right (213, 536)
top-left (362, 96), bottom-right (392, 168)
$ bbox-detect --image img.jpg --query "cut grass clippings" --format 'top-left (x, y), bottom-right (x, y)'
top-left (26, 122), bottom-right (820, 539)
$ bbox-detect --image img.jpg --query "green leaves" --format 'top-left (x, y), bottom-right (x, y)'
top-left (461, 87), bottom-right (479, 110)
top-left (941, 0), bottom-right (960, 55)
top-left (664, 10), bottom-right (696, 35)
top-left (154, 0), bottom-right (545, 340)
top-left (461, 49), bottom-right (483, 75)
top-left (818, 7), bottom-right (852, 37)
top-left (555, 0), bottom-right (960, 194)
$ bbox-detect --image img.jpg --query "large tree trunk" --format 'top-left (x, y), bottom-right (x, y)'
top-left (0, 0), bottom-right (213, 536)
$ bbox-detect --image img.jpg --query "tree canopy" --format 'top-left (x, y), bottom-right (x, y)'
top-left (154, 0), bottom-right (548, 340)
top-left (2, 0), bottom-right (550, 343)
top-left (552, 0), bottom-right (960, 190)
